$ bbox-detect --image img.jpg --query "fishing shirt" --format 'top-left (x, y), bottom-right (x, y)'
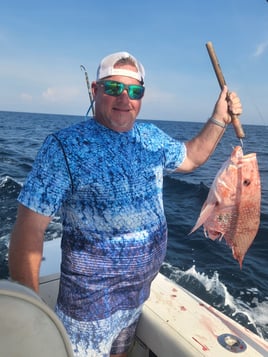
top-left (18, 119), bottom-right (186, 321)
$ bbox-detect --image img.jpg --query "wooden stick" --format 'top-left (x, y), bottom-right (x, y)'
top-left (206, 42), bottom-right (245, 139)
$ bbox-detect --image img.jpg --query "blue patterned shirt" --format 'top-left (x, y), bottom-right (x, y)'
top-left (18, 119), bottom-right (186, 321)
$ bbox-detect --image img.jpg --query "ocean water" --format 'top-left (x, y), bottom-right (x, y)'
top-left (1, 110), bottom-right (268, 340)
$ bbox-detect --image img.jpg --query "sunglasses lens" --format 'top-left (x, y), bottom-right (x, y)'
top-left (128, 85), bottom-right (144, 100)
top-left (103, 81), bottom-right (124, 96)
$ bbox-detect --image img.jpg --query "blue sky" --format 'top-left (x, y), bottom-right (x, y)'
top-left (1, 0), bottom-right (268, 124)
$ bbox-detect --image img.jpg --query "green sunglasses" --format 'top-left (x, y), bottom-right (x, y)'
top-left (97, 80), bottom-right (145, 100)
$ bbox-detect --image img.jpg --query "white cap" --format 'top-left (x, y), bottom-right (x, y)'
top-left (96, 51), bottom-right (145, 84)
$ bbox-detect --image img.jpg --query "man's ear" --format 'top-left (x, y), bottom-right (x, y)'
top-left (91, 81), bottom-right (98, 99)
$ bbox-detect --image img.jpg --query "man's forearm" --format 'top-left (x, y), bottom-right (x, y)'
top-left (9, 228), bottom-right (44, 292)
top-left (185, 117), bottom-right (226, 168)
top-left (8, 204), bottom-right (51, 292)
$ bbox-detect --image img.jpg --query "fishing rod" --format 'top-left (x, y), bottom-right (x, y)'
top-left (206, 42), bottom-right (245, 141)
top-left (80, 64), bottom-right (95, 116)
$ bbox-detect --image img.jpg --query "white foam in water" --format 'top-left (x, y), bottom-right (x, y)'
top-left (0, 175), bottom-right (23, 187)
top-left (251, 300), bottom-right (268, 325)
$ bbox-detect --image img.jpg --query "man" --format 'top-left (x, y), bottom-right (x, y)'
top-left (9, 51), bottom-right (242, 357)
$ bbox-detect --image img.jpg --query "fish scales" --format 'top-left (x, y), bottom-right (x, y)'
top-left (190, 146), bottom-right (261, 268)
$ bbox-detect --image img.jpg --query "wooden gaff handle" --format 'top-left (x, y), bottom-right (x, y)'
top-left (206, 42), bottom-right (245, 139)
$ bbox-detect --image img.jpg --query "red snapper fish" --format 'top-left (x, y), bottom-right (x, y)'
top-left (190, 146), bottom-right (261, 268)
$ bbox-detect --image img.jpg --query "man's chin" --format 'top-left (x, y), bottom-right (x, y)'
top-left (110, 117), bottom-right (135, 132)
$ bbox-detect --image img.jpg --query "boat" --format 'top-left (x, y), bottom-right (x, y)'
top-left (1, 237), bottom-right (268, 356)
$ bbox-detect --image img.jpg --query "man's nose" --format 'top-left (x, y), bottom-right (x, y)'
top-left (118, 89), bottom-right (130, 100)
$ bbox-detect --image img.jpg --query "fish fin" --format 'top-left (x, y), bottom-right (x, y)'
top-left (189, 203), bottom-right (216, 235)
top-left (232, 247), bottom-right (244, 270)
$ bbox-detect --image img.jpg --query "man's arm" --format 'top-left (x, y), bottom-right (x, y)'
top-left (8, 204), bottom-right (52, 292)
top-left (178, 86), bottom-right (242, 172)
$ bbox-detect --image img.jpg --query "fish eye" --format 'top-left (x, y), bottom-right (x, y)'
top-left (243, 179), bottom-right (251, 186)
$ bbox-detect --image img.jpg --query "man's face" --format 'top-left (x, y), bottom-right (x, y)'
top-left (92, 65), bottom-right (143, 132)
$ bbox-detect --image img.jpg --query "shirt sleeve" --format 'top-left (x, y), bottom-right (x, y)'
top-left (148, 124), bottom-right (186, 171)
top-left (162, 135), bottom-right (186, 171)
top-left (18, 135), bottom-right (72, 216)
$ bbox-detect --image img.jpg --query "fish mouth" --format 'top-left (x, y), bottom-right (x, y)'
top-left (233, 146), bottom-right (256, 161)
top-left (241, 153), bottom-right (257, 163)
top-left (243, 152), bottom-right (256, 159)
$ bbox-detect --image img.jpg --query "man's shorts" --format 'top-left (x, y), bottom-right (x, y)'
top-left (55, 305), bottom-right (142, 357)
